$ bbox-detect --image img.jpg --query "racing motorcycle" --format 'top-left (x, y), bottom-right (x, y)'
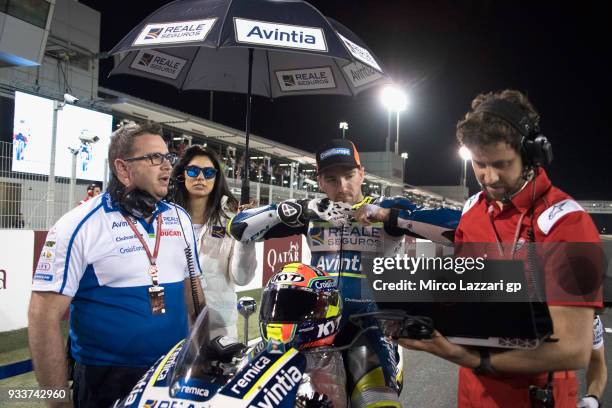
top-left (113, 264), bottom-right (433, 408)
top-left (113, 304), bottom-right (306, 408)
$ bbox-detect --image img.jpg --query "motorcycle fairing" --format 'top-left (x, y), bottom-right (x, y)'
top-left (213, 347), bottom-right (306, 407)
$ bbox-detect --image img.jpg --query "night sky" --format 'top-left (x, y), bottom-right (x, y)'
top-left (82, 0), bottom-right (611, 200)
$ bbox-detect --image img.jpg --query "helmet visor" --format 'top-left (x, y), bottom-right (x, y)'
top-left (260, 288), bottom-right (338, 322)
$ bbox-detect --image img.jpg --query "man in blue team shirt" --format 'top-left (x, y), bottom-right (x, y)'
top-left (28, 121), bottom-right (204, 408)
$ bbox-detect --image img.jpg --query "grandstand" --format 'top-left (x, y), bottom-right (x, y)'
top-left (99, 86), bottom-right (463, 209)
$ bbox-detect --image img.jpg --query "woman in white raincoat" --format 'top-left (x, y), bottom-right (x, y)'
top-left (171, 145), bottom-right (257, 339)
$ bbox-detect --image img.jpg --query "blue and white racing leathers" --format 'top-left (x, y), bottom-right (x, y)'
top-left (228, 196), bottom-right (460, 407)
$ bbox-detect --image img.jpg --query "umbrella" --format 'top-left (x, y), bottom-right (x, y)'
top-left (109, 0), bottom-right (390, 203)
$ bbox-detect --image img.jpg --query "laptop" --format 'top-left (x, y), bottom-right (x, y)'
top-left (397, 301), bottom-right (553, 349)
top-left (374, 260), bottom-right (554, 349)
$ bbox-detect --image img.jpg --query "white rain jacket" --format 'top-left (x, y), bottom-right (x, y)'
top-left (196, 207), bottom-right (257, 339)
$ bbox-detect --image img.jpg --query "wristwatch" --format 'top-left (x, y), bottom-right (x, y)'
top-left (473, 349), bottom-right (496, 376)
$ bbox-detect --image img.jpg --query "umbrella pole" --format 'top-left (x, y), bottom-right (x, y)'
top-left (241, 48), bottom-right (254, 205)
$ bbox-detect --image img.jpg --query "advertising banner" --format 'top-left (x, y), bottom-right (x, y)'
top-left (262, 235), bottom-right (302, 286)
top-left (0, 230), bottom-right (34, 331)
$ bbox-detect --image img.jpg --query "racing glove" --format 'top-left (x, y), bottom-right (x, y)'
top-left (277, 198), bottom-right (353, 227)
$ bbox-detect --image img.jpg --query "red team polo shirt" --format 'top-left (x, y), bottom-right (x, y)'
top-left (454, 169), bottom-right (602, 408)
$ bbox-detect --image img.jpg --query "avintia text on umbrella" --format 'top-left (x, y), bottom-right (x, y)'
top-left (247, 26), bottom-right (316, 45)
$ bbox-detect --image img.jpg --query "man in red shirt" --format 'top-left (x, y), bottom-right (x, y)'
top-left (399, 90), bottom-right (602, 407)
top-left (79, 183), bottom-right (101, 205)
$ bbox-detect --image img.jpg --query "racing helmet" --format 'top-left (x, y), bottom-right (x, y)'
top-left (259, 263), bottom-right (342, 350)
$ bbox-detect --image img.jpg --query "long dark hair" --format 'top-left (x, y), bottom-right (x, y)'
top-left (171, 145), bottom-right (238, 226)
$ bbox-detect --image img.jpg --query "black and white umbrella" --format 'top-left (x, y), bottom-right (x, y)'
top-left (109, 0), bottom-right (390, 202)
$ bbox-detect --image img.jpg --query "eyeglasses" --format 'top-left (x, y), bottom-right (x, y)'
top-left (185, 165), bottom-right (218, 179)
top-left (124, 153), bottom-right (178, 166)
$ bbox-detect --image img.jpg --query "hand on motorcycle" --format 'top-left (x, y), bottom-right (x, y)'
top-left (396, 330), bottom-right (480, 369)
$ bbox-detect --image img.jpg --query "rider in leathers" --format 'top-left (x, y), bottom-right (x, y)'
top-left (228, 140), bottom-right (460, 407)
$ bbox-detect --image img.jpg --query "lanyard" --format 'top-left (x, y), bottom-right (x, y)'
top-left (487, 176), bottom-right (539, 259)
top-left (123, 213), bottom-right (163, 285)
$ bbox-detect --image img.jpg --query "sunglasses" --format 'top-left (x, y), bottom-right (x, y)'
top-left (185, 165), bottom-right (218, 179)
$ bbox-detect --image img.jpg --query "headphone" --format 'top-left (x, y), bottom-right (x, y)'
top-left (109, 180), bottom-right (158, 220)
top-left (119, 188), bottom-right (158, 219)
top-left (474, 99), bottom-right (553, 167)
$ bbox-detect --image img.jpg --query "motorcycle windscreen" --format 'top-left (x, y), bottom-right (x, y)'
top-left (260, 288), bottom-right (339, 322)
top-left (168, 306), bottom-right (223, 402)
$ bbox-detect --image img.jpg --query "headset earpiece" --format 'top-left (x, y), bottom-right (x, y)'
top-left (118, 187), bottom-right (157, 219)
top-left (522, 134), bottom-right (553, 167)
top-left (474, 99), bottom-right (553, 167)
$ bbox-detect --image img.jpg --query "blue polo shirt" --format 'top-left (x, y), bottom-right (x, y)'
top-left (32, 193), bottom-right (202, 366)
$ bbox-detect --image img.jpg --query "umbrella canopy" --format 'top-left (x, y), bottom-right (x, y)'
top-left (109, 0), bottom-right (390, 201)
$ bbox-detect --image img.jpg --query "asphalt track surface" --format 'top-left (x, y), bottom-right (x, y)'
top-left (399, 313), bottom-right (612, 407)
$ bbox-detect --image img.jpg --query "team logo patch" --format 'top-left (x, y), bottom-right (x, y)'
top-left (310, 278), bottom-right (335, 290)
top-left (211, 226), bottom-right (226, 238)
top-left (337, 32), bottom-right (381, 72)
top-left (234, 18), bottom-right (327, 51)
top-left (277, 201), bottom-right (303, 227)
top-left (319, 147), bottom-right (351, 160)
top-left (342, 61), bottom-right (383, 88)
top-left (133, 19), bottom-right (217, 46)
top-left (312, 251), bottom-right (361, 273)
top-left (136, 52), bottom-right (154, 66)
top-left (144, 28), bottom-right (163, 40)
top-left (276, 67), bottom-right (336, 92)
top-left (537, 198), bottom-right (584, 235)
top-left (33, 273), bottom-right (53, 282)
top-left (130, 49), bottom-right (188, 80)
top-left (548, 202), bottom-right (567, 220)
top-left (282, 75), bottom-right (295, 87)
top-left (280, 202), bottom-right (299, 217)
